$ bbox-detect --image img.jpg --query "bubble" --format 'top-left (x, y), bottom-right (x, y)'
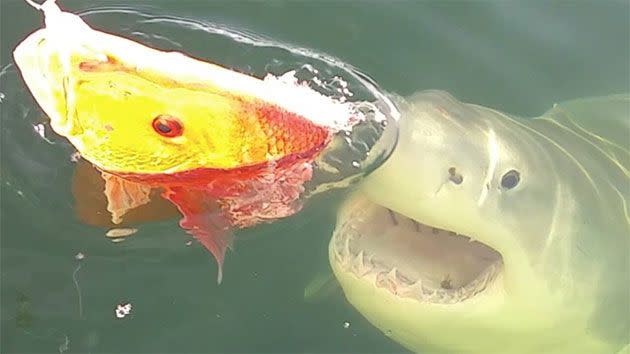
top-left (105, 228), bottom-right (138, 238)
top-left (115, 302), bottom-right (132, 319)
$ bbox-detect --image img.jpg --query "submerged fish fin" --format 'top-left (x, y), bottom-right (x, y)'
top-left (73, 161), bottom-right (179, 227)
top-left (101, 171), bottom-right (152, 224)
top-left (162, 187), bottom-right (232, 284)
top-left (303, 271), bottom-right (341, 304)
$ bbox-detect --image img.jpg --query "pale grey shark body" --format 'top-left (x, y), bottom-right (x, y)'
top-left (330, 91), bottom-right (629, 353)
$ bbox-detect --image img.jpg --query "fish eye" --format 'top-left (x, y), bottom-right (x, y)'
top-left (152, 115), bottom-right (183, 138)
top-left (500, 169), bottom-right (520, 190)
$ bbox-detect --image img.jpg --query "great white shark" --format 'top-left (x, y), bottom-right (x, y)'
top-left (329, 91), bottom-right (629, 353)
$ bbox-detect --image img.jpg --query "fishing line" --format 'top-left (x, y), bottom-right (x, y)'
top-left (72, 263), bottom-right (83, 319)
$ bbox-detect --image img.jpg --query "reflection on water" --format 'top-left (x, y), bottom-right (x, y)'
top-left (1, 1), bottom-right (628, 353)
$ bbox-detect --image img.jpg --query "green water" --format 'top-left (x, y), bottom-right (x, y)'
top-left (1, 1), bottom-right (628, 353)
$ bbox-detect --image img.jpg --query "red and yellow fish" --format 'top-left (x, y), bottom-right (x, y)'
top-left (14, 0), bottom-right (365, 282)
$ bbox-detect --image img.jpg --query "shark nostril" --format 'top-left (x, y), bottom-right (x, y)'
top-left (448, 167), bottom-right (463, 185)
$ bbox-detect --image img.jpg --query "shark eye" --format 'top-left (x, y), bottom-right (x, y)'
top-left (152, 115), bottom-right (183, 138)
top-left (500, 169), bottom-right (520, 190)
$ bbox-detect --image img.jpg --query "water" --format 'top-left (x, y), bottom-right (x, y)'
top-left (1, 1), bottom-right (628, 353)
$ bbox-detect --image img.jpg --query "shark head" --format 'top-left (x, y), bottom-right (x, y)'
top-left (329, 90), bottom-right (629, 353)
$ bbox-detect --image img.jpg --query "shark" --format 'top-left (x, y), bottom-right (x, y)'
top-left (329, 91), bottom-right (629, 353)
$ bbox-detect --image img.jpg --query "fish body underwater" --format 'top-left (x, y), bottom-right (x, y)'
top-left (13, 0), bottom-right (392, 281)
top-left (330, 91), bottom-right (629, 353)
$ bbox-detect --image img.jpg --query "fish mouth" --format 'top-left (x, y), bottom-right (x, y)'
top-left (331, 195), bottom-right (503, 304)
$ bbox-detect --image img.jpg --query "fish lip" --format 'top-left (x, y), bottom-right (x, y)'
top-left (330, 193), bottom-right (504, 304)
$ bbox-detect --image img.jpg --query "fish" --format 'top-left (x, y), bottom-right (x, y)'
top-left (329, 91), bottom-right (629, 353)
top-left (13, 0), bottom-right (372, 282)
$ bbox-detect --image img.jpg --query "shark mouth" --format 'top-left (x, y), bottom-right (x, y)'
top-left (331, 196), bottom-right (503, 304)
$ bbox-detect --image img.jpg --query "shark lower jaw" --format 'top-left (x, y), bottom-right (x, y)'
top-left (330, 194), bottom-right (503, 305)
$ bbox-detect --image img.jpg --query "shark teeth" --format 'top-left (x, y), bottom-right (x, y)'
top-left (384, 207), bottom-right (475, 240)
top-left (370, 263), bottom-right (500, 304)
top-left (411, 219), bottom-right (421, 232)
top-left (343, 235), bottom-right (351, 257)
top-left (332, 227), bottom-right (502, 304)
top-left (369, 271), bottom-right (496, 303)
top-left (387, 209), bottom-right (399, 226)
top-left (387, 268), bottom-right (399, 283)
top-left (376, 268), bottom-right (400, 294)
top-left (332, 204), bottom-right (502, 305)
top-left (397, 278), bottom-right (423, 298)
top-left (351, 251), bottom-right (374, 277)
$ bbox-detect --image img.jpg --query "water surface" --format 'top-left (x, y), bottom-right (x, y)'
top-left (1, 1), bottom-right (628, 353)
